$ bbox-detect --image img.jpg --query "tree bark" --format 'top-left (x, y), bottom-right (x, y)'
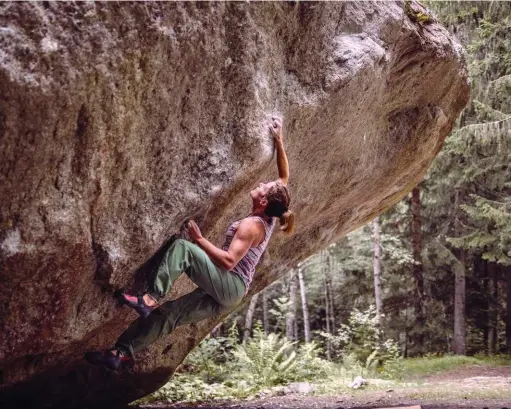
top-left (453, 249), bottom-right (467, 355)
top-left (411, 187), bottom-right (425, 350)
top-left (372, 216), bottom-right (383, 321)
top-left (322, 250), bottom-right (332, 359)
top-left (480, 258), bottom-right (489, 355)
top-left (243, 293), bottom-right (259, 343)
top-left (404, 307), bottom-right (409, 358)
top-left (488, 262), bottom-right (499, 354)
top-left (506, 266), bottom-right (511, 353)
top-left (326, 252), bottom-right (336, 335)
top-left (286, 269), bottom-right (298, 340)
top-left (452, 188), bottom-right (467, 355)
top-left (262, 288), bottom-right (269, 334)
top-left (210, 322), bottom-right (222, 338)
top-left (298, 267), bottom-right (311, 342)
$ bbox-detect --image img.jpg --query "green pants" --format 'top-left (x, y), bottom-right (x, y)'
top-left (116, 239), bottom-right (246, 357)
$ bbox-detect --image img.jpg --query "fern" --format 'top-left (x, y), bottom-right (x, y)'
top-left (232, 330), bottom-right (298, 386)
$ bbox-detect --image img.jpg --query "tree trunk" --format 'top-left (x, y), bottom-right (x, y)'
top-left (298, 267), bottom-right (311, 342)
top-left (453, 249), bottom-right (467, 355)
top-left (488, 262), bottom-right (499, 354)
top-left (411, 187), bottom-right (425, 350)
top-left (286, 269), bottom-right (298, 341)
top-left (243, 293), bottom-right (259, 343)
top-left (322, 250), bottom-right (332, 359)
top-left (506, 266), bottom-right (511, 353)
top-left (452, 189), bottom-right (466, 355)
top-left (480, 258), bottom-right (489, 355)
top-left (210, 322), bottom-right (222, 338)
top-left (262, 288), bottom-right (269, 334)
top-left (404, 307), bottom-right (409, 358)
top-left (327, 252), bottom-right (336, 334)
top-left (372, 216), bottom-right (383, 321)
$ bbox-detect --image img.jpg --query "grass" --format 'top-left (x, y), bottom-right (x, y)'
top-left (137, 355), bottom-right (511, 406)
top-left (313, 354), bottom-right (511, 398)
top-left (402, 354), bottom-right (511, 378)
top-left (406, 386), bottom-right (511, 400)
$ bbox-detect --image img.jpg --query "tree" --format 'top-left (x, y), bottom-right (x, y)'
top-left (488, 262), bottom-right (499, 354)
top-left (453, 250), bottom-right (467, 355)
top-left (506, 266), bottom-right (511, 353)
top-left (297, 267), bottom-right (311, 342)
top-left (411, 186), bottom-right (426, 351)
top-left (286, 270), bottom-right (298, 341)
top-left (327, 251), bottom-right (336, 335)
top-left (243, 293), bottom-right (260, 343)
top-left (262, 288), bottom-right (269, 334)
top-left (322, 250), bottom-right (333, 358)
top-left (422, 1), bottom-right (510, 355)
top-left (372, 216), bottom-right (383, 321)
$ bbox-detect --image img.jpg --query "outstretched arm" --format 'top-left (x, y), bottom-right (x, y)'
top-left (188, 219), bottom-right (262, 271)
top-left (269, 118), bottom-right (289, 185)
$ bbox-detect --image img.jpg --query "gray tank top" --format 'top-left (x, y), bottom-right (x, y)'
top-left (222, 215), bottom-right (275, 290)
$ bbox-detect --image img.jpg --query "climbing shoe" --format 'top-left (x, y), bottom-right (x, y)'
top-left (120, 293), bottom-right (156, 318)
top-left (84, 348), bottom-right (131, 370)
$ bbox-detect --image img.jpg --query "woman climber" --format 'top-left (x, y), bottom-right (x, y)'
top-left (85, 117), bottom-right (295, 370)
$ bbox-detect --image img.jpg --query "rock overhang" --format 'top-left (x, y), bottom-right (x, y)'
top-left (0, 2), bottom-right (469, 408)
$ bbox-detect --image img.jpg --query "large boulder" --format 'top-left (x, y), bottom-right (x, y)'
top-left (0, 2), bottom-right (468, 408)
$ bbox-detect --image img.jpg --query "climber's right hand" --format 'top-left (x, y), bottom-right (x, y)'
top-left (269, 117), bottom-right (283, 143)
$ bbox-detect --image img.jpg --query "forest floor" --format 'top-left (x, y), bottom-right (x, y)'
top-left (138, 364), bottom-right (511, 409)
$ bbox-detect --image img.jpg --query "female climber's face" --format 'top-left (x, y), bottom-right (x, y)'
top-left (250, 181), bottom-right (276, 206)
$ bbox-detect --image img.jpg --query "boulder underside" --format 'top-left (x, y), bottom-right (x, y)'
top-left (0, 2), bottom-right (468, 408)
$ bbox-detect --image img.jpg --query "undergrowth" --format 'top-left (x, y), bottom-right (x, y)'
top-left (135, 309), bottom-right (511, 405)
top-left (403, 354), bottom-right (511, 377)
top-left (138, 309), bottom-right (405, 404)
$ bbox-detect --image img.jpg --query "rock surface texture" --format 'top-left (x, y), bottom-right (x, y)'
top-left (0, 2), bottom-right (468, 408)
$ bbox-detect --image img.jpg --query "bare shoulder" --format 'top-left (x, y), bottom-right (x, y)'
top-left (237, 217), bottom-right (260, 235)
top-left (238, 217), bottom-right (265, 244)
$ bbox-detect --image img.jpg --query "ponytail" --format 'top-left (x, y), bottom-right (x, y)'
top-left (264, 181), bottom-right (296, 235)
top-left (279, 210), bottom-right (295, 235)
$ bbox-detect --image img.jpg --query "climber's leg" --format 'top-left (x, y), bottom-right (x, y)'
top-left (151, 239), bottom-right (246, 305)
top-left (116, 288), bottom-right (236, 356)
top-left (122, 239), bottom-right (246, 318)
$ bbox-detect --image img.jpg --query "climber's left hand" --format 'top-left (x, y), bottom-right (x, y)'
top-left (188, 220), bottom-right (203, 242)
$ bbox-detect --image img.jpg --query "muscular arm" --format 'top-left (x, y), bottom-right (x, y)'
top-left (275, 137), bottom-right (289, 185)
top-left (270, 118), bottom-right (289, 185)
top-left (194, 219), bottom-right (264, 271)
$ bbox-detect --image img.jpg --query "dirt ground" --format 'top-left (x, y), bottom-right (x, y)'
top-left (139, 365), bottom-right (511, 409)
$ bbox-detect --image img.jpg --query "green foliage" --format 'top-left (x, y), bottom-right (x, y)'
top-left (293, 341), bottom-right (333, 380)
top-left (402, 354), bottom-right (511, 377)
top-left (232, 327), bottom-right (298, 386)
top-left (404, 0), bottom-right (435, 26)
top-left (147, 326), bottom-right (333, 404)
top-left (406, 1), bottom-right (511, 356)
top-left (149, 376), bottom-right (238, 404)
top-left (319, 306), bottom-right (402, 378)
top-left (268, 296), bottom-right (292, 333)
top-left (179, 324), bottom-right (239, 383)
top-left (448, 195), bottom-right (511, 265)
top-left (233, 326), bottom-right (332, 386)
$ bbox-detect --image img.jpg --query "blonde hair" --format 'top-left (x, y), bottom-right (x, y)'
top-left (264, 182), bottom-right (295, 235)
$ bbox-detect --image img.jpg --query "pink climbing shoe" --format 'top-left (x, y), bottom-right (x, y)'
top-left (120, 293), bottom-right (156, 318)
top-left (84, 348), bottom-right (131, 370)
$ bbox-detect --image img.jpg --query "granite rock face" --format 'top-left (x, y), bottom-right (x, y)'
top-left (0, 2), bottom-right (468, 408)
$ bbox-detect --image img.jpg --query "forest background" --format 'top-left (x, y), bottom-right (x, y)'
top-left (140, 2), bottom-right (511, 405)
